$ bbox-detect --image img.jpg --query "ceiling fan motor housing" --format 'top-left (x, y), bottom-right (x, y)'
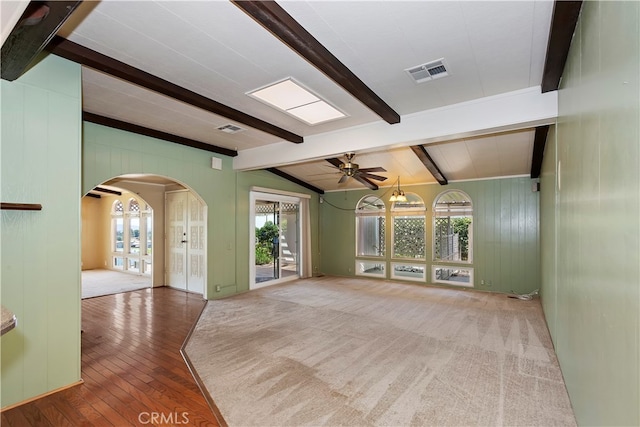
top-left (340, 162), bottom-right (359, 176)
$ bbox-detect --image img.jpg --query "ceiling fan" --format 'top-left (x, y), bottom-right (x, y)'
top-left (325, 152), bottom-right (387, 190)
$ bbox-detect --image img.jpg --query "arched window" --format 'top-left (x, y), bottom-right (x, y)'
top-left (355, 195), bottom-right (386, 257)
top-left (433, 190), bottom-right (473, 262)
top-left (391, 192), bottom-right (426, 260)
top-left (389, 193), bottom-right (427, 281)
top-left (110, 196), bottom-right (153, 275)
top-left (354, 195), bottom-right (386, 277)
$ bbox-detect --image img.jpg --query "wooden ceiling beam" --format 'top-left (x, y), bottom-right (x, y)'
top-left (1, 1), bottom-right (82, 81)
top-left (93, 186), bottom-right (121, 196)
top-left (83, 112), bottom-right (238, 158)
top-left (530, 125), bottom-right (550, 179)
top-left (541, 1), bottom-right (583, 92)
top-left (410, 145), bottom-right (448, 185)
top-left (46, 36), bottom-right (303, 144)
top-left (266, 168), bottom-right (325, 194)
top-left (232, 0), bottom-right (400, 125)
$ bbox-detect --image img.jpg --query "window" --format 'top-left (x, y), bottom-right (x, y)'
top-left (110, 197), bottom-right (153, 275)
top-left (128, 199), bottom-right (140, 254)
top-left (355, 260), bottom-right (386, 277)
top-left (391, 193), bottom-right (426, 260)
top-left (112, 200), bottom-right (124, 252)
top-left (355, 196), bottom-right (386, 257)
top-left (391, 262), bottom-right (426, 282)
top-left (433, 190), bottom-right (472, 263)
top-left (432, 266), bottom-right (474, 287)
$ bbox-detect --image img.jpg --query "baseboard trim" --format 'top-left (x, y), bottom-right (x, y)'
top-left (1, 379), bottom-right (84, 412)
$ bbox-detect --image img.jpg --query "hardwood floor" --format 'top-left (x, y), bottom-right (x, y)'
top-left (1, 288), bottom-right (220, 426)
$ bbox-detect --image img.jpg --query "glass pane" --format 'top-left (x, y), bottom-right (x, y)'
top-left (434, 216), bottom-right (471, 261)
top-left (392, 215), bottom-right (425, 259)
top-left (113, 257), bottom-right (124, 270)
top-left (356, 216), bottom-right (385, 257)
top-left (144, 260), bottom-right (152, 275)
top-left (432, 266), bottom-right (473, 287)
top-left (280, 204), bottom-right (299, 279)
top-left (391, 263), bottom-right (426, 282)
top-left (255, 200), bottom-right (279, 283)
top-left (355, 260), bottom-right (385, 277)
top-left (391, 193), bottom-right (425, 211)
top-left (146, 215), bottom-right (152, 256)
top-left (356, 196), bottom-right (385, 212)
top-left (114, 218), bottom-right (124, 252)
top-left (128, 258), bottom-right (140, 273)
top-left (130, 217), bottom-right (140, 254)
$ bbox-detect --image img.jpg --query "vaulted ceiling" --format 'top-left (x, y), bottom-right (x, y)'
top-left (1, 0), bottom-right (582, 193)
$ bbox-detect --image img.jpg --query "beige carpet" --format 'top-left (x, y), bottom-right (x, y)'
top-left (82, 269), bottom-right (151, 299)
top-left (185, 276), bottom-right (576, 426)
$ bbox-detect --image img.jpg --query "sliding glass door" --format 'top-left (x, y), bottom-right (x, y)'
top-left (251, 192), bottom-right (300, 289)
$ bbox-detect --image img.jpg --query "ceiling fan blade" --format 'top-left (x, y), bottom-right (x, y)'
top-left (358, 167), bottom-right (386, 173)
top-left (338, 174), bottom-right (349, 184)
top-left (359, 172), bottom-right (387, 181)
top-left (325, 158), bottom-right (343, 168)
top-left (353, 174), bottom-right (378, 190)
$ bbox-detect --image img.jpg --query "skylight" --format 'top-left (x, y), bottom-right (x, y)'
top-left (248, 78), bottom-right (346, 125)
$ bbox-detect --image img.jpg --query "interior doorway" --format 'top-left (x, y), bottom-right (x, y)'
top-left (81, 174), bottom-right (207, 299)
top-left (81, 186), bottom-right (153, 298)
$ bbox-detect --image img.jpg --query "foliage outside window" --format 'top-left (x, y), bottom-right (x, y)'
top-left (391, 193), bottom-right (426, 260)
top-left (255, 221), bottom-right (279, 265)
top-left (355, 196), bottom-right (386, 257)
top-left (433, 190), bottom-right (473, 262)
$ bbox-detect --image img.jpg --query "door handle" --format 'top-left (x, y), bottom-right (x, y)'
top-left (181, 239), bottom-right (188, 243)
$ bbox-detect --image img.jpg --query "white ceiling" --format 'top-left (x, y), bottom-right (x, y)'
top-left (50, 0), bottom-right (556, 191)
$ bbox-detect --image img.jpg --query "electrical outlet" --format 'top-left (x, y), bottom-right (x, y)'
top-left (215, 285), bottom-right (221, 292)
top-left (481, 280), bottom-right (485, 285)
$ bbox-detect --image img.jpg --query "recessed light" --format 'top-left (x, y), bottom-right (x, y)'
top-left (248, 78), bottom-right (346, 125)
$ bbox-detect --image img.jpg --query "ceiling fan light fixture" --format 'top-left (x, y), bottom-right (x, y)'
top-left (390, 177), bottom-right (407, 202)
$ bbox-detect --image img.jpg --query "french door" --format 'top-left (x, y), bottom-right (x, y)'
top-left (250, 192), bottom-right (300, 289)
top-left (166, 190), bottom-right (206, 295)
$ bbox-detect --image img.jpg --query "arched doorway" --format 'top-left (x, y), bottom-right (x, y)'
top-left (81, 174), bottom-right (208, 298)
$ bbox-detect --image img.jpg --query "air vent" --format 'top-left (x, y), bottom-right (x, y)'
top-left (405, 58), bottom-right (450, 83)
top-left (217, 124), bottom-right (244, 134)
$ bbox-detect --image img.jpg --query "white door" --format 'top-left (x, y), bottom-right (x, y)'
top-left (166, 191), bottom-right (206, 294)
top-left (186, 192), bottom-right (205, 294)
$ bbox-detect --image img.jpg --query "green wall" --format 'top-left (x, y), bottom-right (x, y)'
top-left (83, 123), bottom-right (321, 298)
top-left (320, 176), bottom-right (540, 294)
top-left (540, 2), bottom-right (640, 425)
top-left (1, 55), bottom-right (82, 408)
